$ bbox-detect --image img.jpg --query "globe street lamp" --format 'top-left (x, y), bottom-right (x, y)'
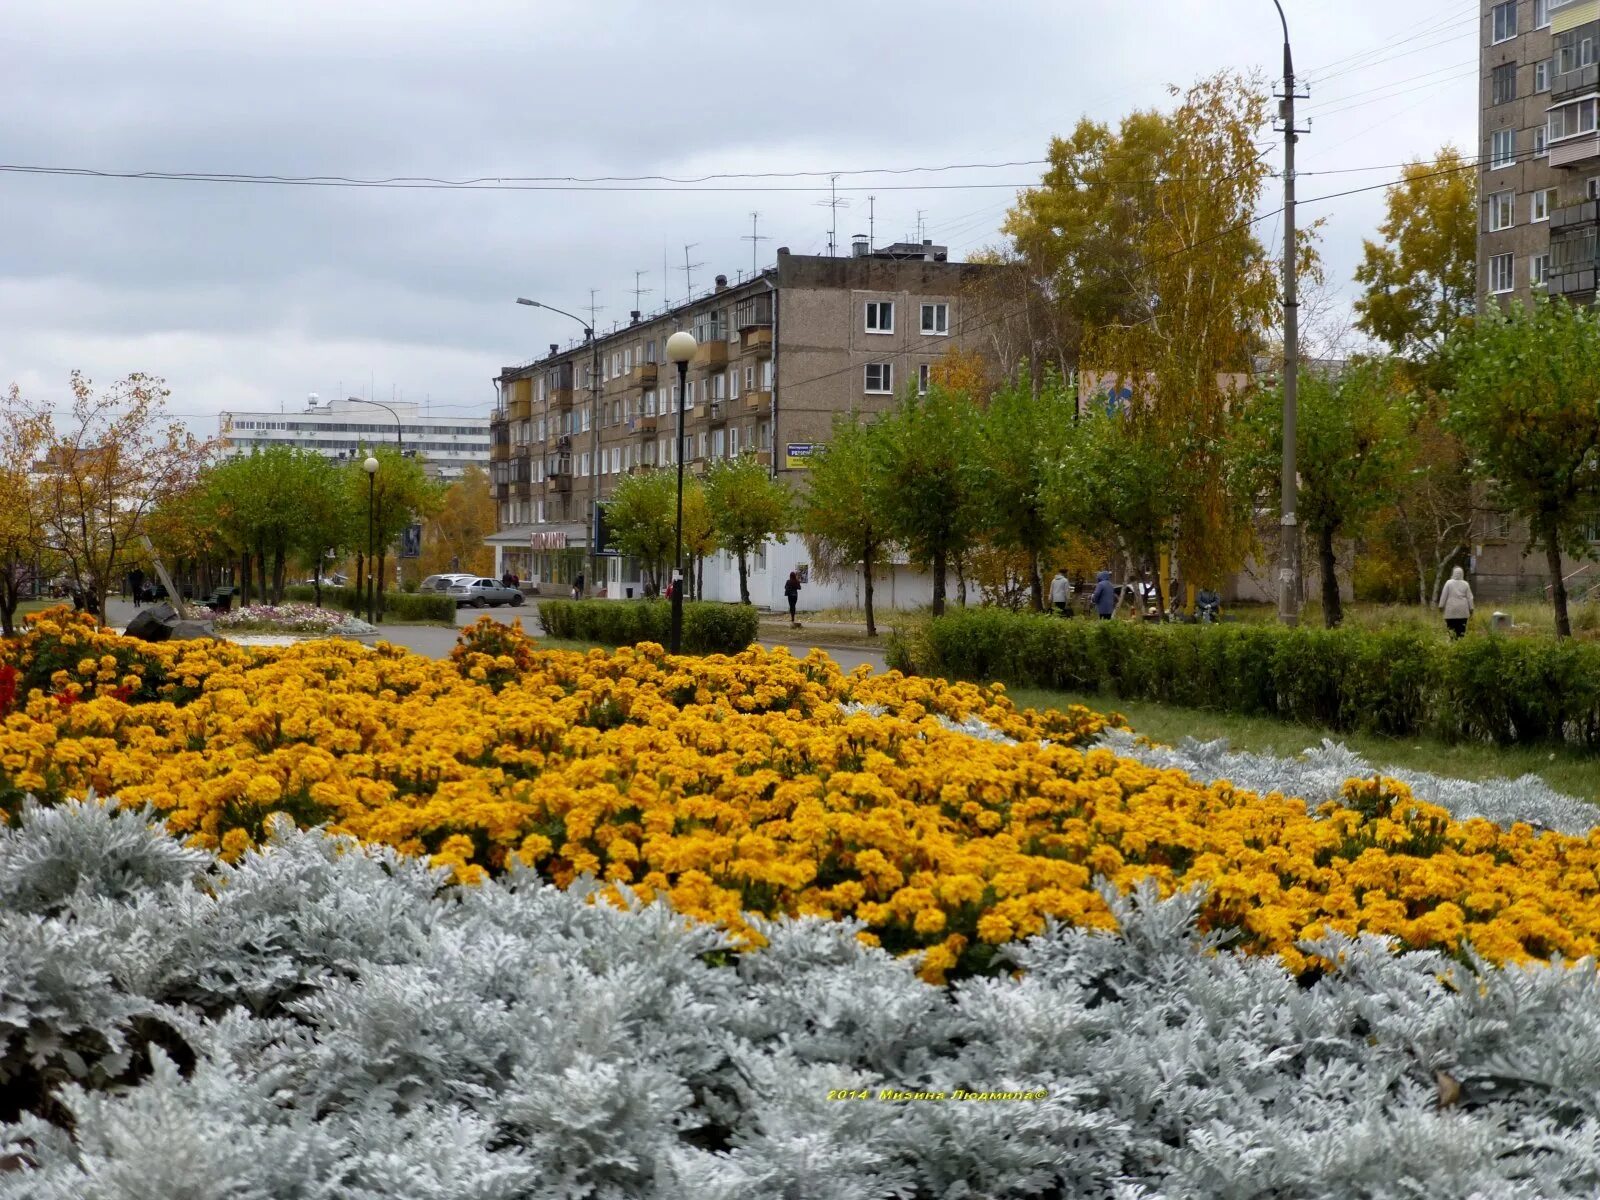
top-left (665, 331), bottom-right (698, 653)
top-left (363, 455), bottom-right (379, 625)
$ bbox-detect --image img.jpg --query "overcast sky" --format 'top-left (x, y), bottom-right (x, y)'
top-left (2, 0), bottom-right (1477, 433)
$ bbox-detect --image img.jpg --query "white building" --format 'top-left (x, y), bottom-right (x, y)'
top-left (217, 396), bottom-right (490, 480)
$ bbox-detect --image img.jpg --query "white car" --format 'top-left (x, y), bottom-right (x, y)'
top-left (421, 573), bottom-right (477, 593)
top-left (447, 578), bottom-right (525, 608)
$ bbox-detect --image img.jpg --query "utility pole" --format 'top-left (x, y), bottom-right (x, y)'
top-left (680, 244), bottom-right (704, 301)
top-left (742, 211), bottom-right (769, 278)
top-left (1273, 0), bottom-right (1307, 627)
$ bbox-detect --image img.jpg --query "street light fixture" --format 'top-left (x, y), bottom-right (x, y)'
top-left (363, 455), bottom-right (379, 625)
top-left (665, 330), bottom-right (698, 654)
top-left (516, 297), bottom-right (600, 597)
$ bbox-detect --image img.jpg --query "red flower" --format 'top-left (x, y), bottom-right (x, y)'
top-left (55, 690), bottom-right (79, 709)
top-left (0, 664), bottom-right (16, 715)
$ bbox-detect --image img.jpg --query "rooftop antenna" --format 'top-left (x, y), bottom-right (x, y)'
top-left (680, 243), bottom-right (704, 302)
top-left (663, 242), bottom-right (671, 311)
top-left (916, 210), bottom-right (926, 245)
top-left (815, 175), bottom-right (851, 256)
top-left (742, 211), bottom-right (769, 277)
top-left (868, 195), bottom-right (876, 251)
top-left (587, 288), bottom-right (605, 334)
top-left (632, 269), bottom-right (653, 313)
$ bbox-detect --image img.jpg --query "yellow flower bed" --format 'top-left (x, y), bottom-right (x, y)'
top-left (3, 609), bottom-right (1600, 981)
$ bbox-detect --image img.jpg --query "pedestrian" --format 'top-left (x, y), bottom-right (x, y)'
top-left (129, 567), bottom-right (145, 608)
top-left (783, 570), bottom-right (802, 625)
top-left (572, 572), bottom-right (584, 601)
top-left (1439, 565), bottom-right (1474, 639)
top-left (501, 569), bottom-right (515, 590)
top-left (1049, 568), bottom-right (1071, 617)
top-left (1091, 570), bottom-right (1117, 620)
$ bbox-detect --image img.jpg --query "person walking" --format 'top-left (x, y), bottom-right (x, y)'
top-left (783, 570), bottom-right (802, 625)
top-left (1439, 565), bottom-right (1474, 639)
top-left (129, 567), bottom-right (146, 609)
top-left (572, 572), bottom-right (584, 601)
top-left (1049, 568), bottom-right (1071, 617)
top-left (1090, 570), bottom-right (1117, 620)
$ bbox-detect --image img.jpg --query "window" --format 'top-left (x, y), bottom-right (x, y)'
top-left (1536, 125), bottom-right (1549, 157)
top-left (729, 426), bottom-right (740, 457)
top-left (1533, 187), bottom-right (1557, 221)
top-left (761, 360), bottom-right (774, 389)
top-left (864, 300), bottom-right (894, 333)
top-left (1491, 128), bottom-right (1515, 169)
top-left (920, 303), bottom-right (949, 335)
top-left (1537, 0), bottom-right (1551, 27)
top-left (1487, 190), bottom-right (1515, 231)
top-left (918, 364), bottom-right (931, 395)
top-left (1492, 62), bottom-right (1517, 105)
top-left (712, 373), bottom-right (725, 401)
top-left (1492, 0), bottom-right (1516, 43)
top-left (712, 429), bottom-right (725, 460)
top-left (1556, 34), bottom-right (1598, 75)
top-left (745, 364), bottom-right (755, 390)
top-left (1536, 59), bottom-right (1551, 93)
top-left (644, 389), bottom-right (656, 416)
top-left (1550, 97), bottom-right (1599, 141)
top-left (729, 367), bottom-right (739, 398)
top-left (1532, 253), bottom-right (1551, 287)
top-left (1590, 176), bottom-right (1600, 200)
top-left (686, 380), bottom-right (695, 409)
top-left (865, 363), bottom-right (893, 393)
top-left (1489, 252), bottom-right (1515, 294)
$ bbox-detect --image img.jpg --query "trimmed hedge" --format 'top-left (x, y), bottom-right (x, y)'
top-left (536, 599), bottom-right (759, 655)
top-left (280, 585), bottom-right (457, 623)
top-left (891, 608), bottom-right (1600, 750)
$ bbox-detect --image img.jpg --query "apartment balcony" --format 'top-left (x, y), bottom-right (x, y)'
top-left (629, 363), bottom-right (658, 387)
top-left (1552, 200), bottom-right (1600, 231)
top-left (490, 439), bottom-right (511, 462)
top-left (743, 388), bottom-right (771, 413)
top-left (1550, 132), bottom-right (1600, 169)
top-left (546, 473), bottom-right (572, 494)
top-left (692, 340), bottom-right (729, 370)
top-left (507, 397), bottom-right (532, 422)
top-left (549, 387), bottom-right (575, 410)
top-left (734, 295), bottom-right (773, 331)
top-left (1554, 62), bottom-right (1600, 101)
top-left (628, 414), bottom-right (657, 435)
top-left (706, 400), bottom-right (727, 424)
top-left (491, 481), bottom-right (510, 501)
top-left (753, 449), bottom-right (772, 468)
top-left (739, 326), bottom-right (773, 356)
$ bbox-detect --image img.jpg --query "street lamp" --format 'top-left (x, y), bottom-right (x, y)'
top-left (517, 297), bottom-right (600, 597)
top-left (363, 455), bottom-right (379, 625)
top-left (665, 330), bottom-right (697, 654)
top-left (346, 397), bottom-right (404, 453)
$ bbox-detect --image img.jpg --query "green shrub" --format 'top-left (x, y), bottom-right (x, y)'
top-left (279, 585), bottom-right (453, 622)
top-left (535, 600), bottom-right (757, 655)
top-left (903, 608), bottom-right (1600, 749)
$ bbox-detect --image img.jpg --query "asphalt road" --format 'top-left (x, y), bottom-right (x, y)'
top-left (101, 597), bottom-right (887, 672)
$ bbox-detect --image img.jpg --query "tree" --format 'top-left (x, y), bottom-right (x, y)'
top-left (800, 416), bottom-right (891, 636)
top-left (705, 455), bottom-right (794, 605)
top-left (1353, 147), bottom-right (1477, 386)
top-left (1243, 361), bottom-right (1412, 627)
top-left (604, 468), bottom-right (676, 594)
top-left (1447, 298), bottom-right (1600, 638)
top-left (0, 387), bottom-right (52, 637)
top-left (347, 448), bottom-right (442, 618)
top-left (974, 373), bottom-right (1077, 611)
top-left (681, 483), bottom-right (717, 600)
top-left (869, 389), bottom-right (983, 616)
top-left (33, 372), bottom-right (209, 622)
top-left (418, 466), bottom-right (495, 581)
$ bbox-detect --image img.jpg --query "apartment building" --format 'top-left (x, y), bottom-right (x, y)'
top-left (217, 396), bottom-right (490, 480)
top-left (487, 243), bottom-right (996, 605)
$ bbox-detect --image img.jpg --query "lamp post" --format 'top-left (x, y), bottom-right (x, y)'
top-left (665, 331), bottom-right (698, 653)
top-left (517, 296), bottom-right (601, 596)
top-left (345, 397), bottom-right (404, 453)
top-left (363, 455), bottom-right (379, 624)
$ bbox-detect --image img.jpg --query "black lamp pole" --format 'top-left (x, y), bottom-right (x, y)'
top-left (671, 355), bottom-right (689, 654)
top-left (365, 470), bottom-right (376, 625)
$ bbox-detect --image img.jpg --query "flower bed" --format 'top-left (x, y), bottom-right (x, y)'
top-left (213, 602), bottom-right (371, 636)
top-left (5, 608), bottom-right (1600, 981)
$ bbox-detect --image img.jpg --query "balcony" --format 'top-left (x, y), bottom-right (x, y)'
top-left (740, 326), bottom-right (773, 356)
top-left (629, 414), bottom-right (658, 435)
top-left (753, 449), bottom-right (772, 467)
top-left (546, 473), bottom-right (572, 494)
top-left (1552, 199), bottom-right (1600, 231)
top-left (706, 400), bottom-right (727, 424)
top-left (1554, 62), bottom-right (1599, 100)
top-left (629, 363), bottom-right (658, 387)
top-left (508, 397), bottom-right (532, 422)
top-left (490, 438), bottom-right (511, 462)
top-left (1551, 132), bottom-right (1600, 169)
top-left (692, 340), bottom-right (729, 370)
top-left (549, 387), bottom-right (575, 410)
top-left (743, 388), bottom-right (771, 413)
top-left (734, 295), bottom-right (773, 331)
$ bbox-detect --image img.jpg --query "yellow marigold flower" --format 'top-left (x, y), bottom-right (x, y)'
top-left (977, 913), bottom-right (1013, 944)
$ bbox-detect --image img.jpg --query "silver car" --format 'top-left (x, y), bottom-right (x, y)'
top-left (447, 577), bottom-right (525, 608)
top-left (422, 573), bottom-right (477, 593)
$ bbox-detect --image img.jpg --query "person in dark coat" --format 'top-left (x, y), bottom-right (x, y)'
top-left (1090, 570), bottom-right (1117, 620)
top-left (129, 567), bottom-right (146, 608)
top-left (572, 573), bottom-right (585, 601)
top-left (783, 571), bottom-right (802, 625)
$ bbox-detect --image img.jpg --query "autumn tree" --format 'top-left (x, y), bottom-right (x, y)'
top-left (681, 482), bottom-right (717, 600)
top-left (1353, 147), bottom-right (1477, 387)
top-left (419, 465), bottom-right (495, 580)
top-left (799, 416), bottom-right (891, 635)
top-left (0, 386), bottom-right (53, 636)
top-left (604, 468), bottom-right (676, 594)
top-left (1243, 361), bottom-right (1412, 627)
top-left (869, 389), bottom-right (983, 616)
top-left (1447, 298), bottom-right (1600, 638)
top-left (705, 455), bottom-right (794, 605)
top-left (33, 372), bottom-right (209, 622)
top-left (346, 448), bottom-right (442, 618)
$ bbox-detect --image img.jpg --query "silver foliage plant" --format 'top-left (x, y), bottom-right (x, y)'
top-left (12, 801), bottom-right (1600, 1197)
top-left (1102, 729), bottom-right (1600, 836)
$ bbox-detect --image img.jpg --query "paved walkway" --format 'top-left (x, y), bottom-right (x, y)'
top-left (102, 597), bottom-right (887, 672)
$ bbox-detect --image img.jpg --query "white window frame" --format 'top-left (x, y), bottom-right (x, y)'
top-left (1489, 252), bottom-right (1515, 294)
top-left (1488, 190), bottom-right (1515, 232)
top-left (864, 300), bottom-right (894, 334)
top-left (729, 368), bottom-right (739, 398)
top-left (1536, 124), bottom-right (1549, 157)
top-left (760, 360), bottom-right (774, 389)
top-left (920, 302), bottom-right (949, 335)
top-left (918, 363), bottom-right (930, 395)
top-left (1533, 253), bottom-right (1551, 288)
top-left (1548, 95), bottom-right (1599, 143)
top-left (1491, 128), bottom-right (1516, 169)
top-left (1533, 187), bottom-right (1557, 222)
top-left (1537, 0), bottom-right (1551, 28)
top-left (1536, 59), bottom-right (1552, 93)
top-left (1492, 0), bottom-right (1517, 43)
top-left (744, 364), bottom-right (756, 390)
top-left (865, 363), bottom-right (893, 394)
top-left (729, 426), bottom-right (741, 457)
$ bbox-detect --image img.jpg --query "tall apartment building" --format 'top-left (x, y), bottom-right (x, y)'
top-left (488, 243), bottom-right (995, 604)
top-left (217, 396), bottom-right (490, 480)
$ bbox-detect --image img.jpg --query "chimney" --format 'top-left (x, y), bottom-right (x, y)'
top-left (851, 234), bottom-right (869, 258)
top-left (629, 310), bottom-right (641, 325)
top-left (714, 274), bottom-right (728, 292)
top-left (549, 343), bottom-right (559, 357)
top-left (777, 246), bottom-right (790, 257)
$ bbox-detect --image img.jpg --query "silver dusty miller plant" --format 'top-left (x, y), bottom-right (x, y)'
top-left (10, 799), bottom-right (1600, 1198)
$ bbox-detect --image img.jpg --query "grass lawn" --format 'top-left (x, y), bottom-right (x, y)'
top-left (1007, 686), bottom-right (1600, 800)
top-left (1227, 599), bottom-right (1599, 640)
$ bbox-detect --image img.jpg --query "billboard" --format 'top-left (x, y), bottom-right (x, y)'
top-left (785, 442), bottom-right (819, 469)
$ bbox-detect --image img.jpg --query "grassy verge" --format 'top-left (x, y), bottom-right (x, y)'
top-left (1006, 686), bottom-right (1600, 800)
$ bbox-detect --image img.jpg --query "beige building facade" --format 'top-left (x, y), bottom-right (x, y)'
top-left (487, 244), bottom-right (995, 604)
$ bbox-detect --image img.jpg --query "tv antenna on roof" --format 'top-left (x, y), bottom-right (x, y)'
top-left (815, 175), bottom-right (851, 257)
top-left (680, 243), bottom-right (704, 302)
top-left (632, 270), bottom-right (653, 313)
top-left (742, 211), bottom-right (769, 278)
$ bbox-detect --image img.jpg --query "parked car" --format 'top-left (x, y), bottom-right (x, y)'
top-left (446, 578), bottom-right (525, 608)
top-left (422, 573), bottom-right (477, 593)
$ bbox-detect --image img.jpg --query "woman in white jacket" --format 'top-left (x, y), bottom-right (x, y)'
top-left (1439, 565), bottom-right (1474, 639)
